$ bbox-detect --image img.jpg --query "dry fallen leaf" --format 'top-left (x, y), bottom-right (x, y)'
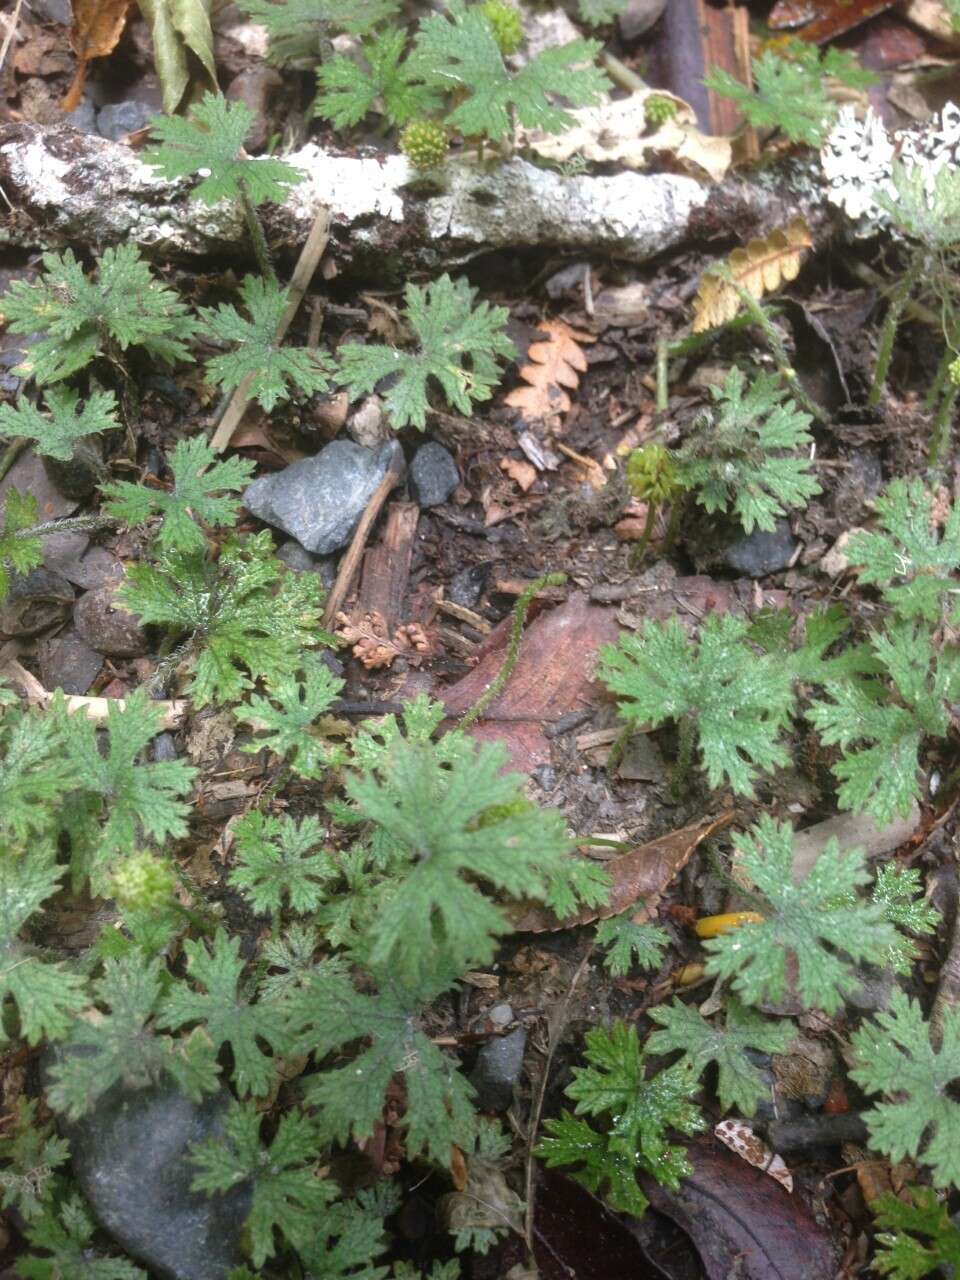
top-left (335, 609), bottom-right (432, 669)
top-left (504, 320), bottom-right (594, 423)
top-left (520, 91), bottom-right (732, 183)
top-left (500, 456), bottom-right (538, 492)
top-left (692, 217), bottom-right (812, 333)
top-left (714, 1120), bottom-right (794, 1193)
top-left (511, 811), bottom-right (736, 932)
top-left (63, 0), bottom-right (133, 111)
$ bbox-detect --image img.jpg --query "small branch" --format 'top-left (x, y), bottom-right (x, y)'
top-left (459, 571), bottom-right (567, 730)
top-left (0, 437), bottom-right (29, 484)
top-left (17, 513), bottom-right (116, 539)
top-left (211, 205), bottom-right (332, 452)
top-left (321, 455), bottom-right (403, 627)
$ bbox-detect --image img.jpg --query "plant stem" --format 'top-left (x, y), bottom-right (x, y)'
top-left (16, 513), bottom-right (115, 540)
top-left (628, 501), bottom-right (658, 567)
top-left (656, 334), bottom-right (669, 412)
top-left (238, 178), bottom-right (276, 283)
top-left (671, 715), bottom-right (695, 802)
top-left (929, 384), bottom-right (958, 471)
top-left (459, 572), bottom-right (567, 730)
top-left (731, 282), bottom-right (828, 425)
top-left (0, 437), bottom-right (28, 484)
top-left (868, 251), bottom-right (924, 408)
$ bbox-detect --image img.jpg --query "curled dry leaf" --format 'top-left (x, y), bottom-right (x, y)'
top-left (714, 1120), bottom-right (794, 1193)
top-left (63, 0), bottom-right (134, 111)
top-left (691, 217), bottom-right (812, 333)
top-left (335, 609), bottom-right (432, 669)
top-left (511, 810), bottom-right (736, 932)
top-left (500, 456), bottom-right (538, 492)
top-left (520, 91), bottom-right (732, 183)
top-left (504, 320), bottom-right (594, 424)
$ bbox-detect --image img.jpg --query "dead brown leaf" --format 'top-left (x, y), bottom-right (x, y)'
top-left (692, 217), bottom-right (812, 333)
top-left (335, 609), bottom-right (432, 669)
top-left (503, 321), bottom-right (594, 423)
top-left (62, 0), bottom-right (133, 111)
top-left (500, 456), bottom-right (537, 492)
top-left (511, 811), bottom-right (736, 932)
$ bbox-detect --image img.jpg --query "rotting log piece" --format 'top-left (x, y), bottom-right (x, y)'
top-left (0, 122), bottom-right (831, 277)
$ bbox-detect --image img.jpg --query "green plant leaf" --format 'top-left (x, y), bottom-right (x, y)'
top-left (47, 955), bottom-right (220, 1119)
top-left (598, 614), bottom-right (795, 796)
top-left (145, 93), bottom-right (304, 206)
top-left (158, 928), bottom-right (289, 1097)
top-left (0, 488), bottom-right (43, 603)
top-left (118, 532), bottom-right (332, 707)
top-left (851, 991), bottom-right (960, 1189)
top-left (229, 811), bottom-right (336, 915)
top-left (674, 367), bottom-right (820, 534)
top-left (595, 911), bottom-right (668, 978)
top-left (101, 435), bottom-right (253, 552)
top-left (0, 388), bottom-right (120, 462)
top-left (198, 274), bottom-right (335, 410)
top-left (235, 655), bottom-right (345, 779)
top-left (137, 0), bottom-right (216, 114)
top-left (239, 0), bottom-right (401, 64)
top-left (338, 273), bottom-right (514, 430)
top-left (2, 246), bottom-right (197, 384)
top-left (413, 0), bottom-right (609, 142)
top-left (190, 1103), bottom-right (332, 1266)
top-left (702, 816), bottom-right (899, 1014)
top-left (287, 959), bottom-right (479, 1163)
top-left (647, 997), bottom-right (793, 1116)
top-left (0, 1098), bottom-right (70, 1221)
top-left (314, 28), bottom-right (440, 129)
top-left (537, 1021), bottom-right (704, 1215)
top-left (873, 1187), bottom-right (960, 1279)
top-left (20, 1196), bottom-right (146, 1280)
top-left (847, 478), bottom-right (960, 622)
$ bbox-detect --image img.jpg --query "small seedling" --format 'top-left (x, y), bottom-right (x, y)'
top-left (2, 246), bottom-right (196, 385)
top-left (338, 273), bottom-right (514, 429)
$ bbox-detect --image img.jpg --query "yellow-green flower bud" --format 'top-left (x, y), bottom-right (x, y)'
top-left (481, 0), bottom-right (524, 55)
top-left (400, 120), bottom-right (450, 169)
top-left (645, 95), bottom-right (677, 128)
top-left (111, 852), bottom-right (177, 911)
top-left (950, 355), bottom-right (960, 388)
top-left (626, 443), bottom-right (679, 503)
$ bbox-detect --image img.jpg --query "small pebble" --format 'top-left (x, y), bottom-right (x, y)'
top-left (409, 442), bottom-right (459, 508)
top-left (74, 584), bottom-right (151, 657)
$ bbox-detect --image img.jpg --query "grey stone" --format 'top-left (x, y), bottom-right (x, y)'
top-left (65, 101), bottom-right (99, 135)
top-left (64, 1079), bottom-right (249, 1280)
top-left (721, 520), bottom-right (798, 578)
top-left (37, 630), bottom-right (102, 694)
top-left (96, 101), bottom-right (154, 141)
top-left (409, 442), bottom-right (459, 508)
top-left (26, 0), bottom-right (71, 22)
top-left (448, 563), bottom-right (490, 609)
top-left (74, 584), bottom-right (150, 657)
top-left (618, 0), bottom-right (666, 41)
top-left (470, 1004), bottom-right (527, 1112)
top-left (243, 439), bottom-right (403, 555)
top-left (276, 538), bottom-right (337, 587)
top-left (0, 567), bottom-right (73, 638)
top-left (152, 732), bottom-right (179, 763)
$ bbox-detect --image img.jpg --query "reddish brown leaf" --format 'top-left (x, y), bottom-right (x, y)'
top-left (62, 0), bottom-right (133, 112)
top-left (443, 591), bottom-right (619, 773)
top-left (512, 811), bottom-right (736, 933)
top-left (503, 321), bottom-right (594, 423)
top-left (635, 1140), bottom-right (836, 1279)
top-left (768, 0), bottom-right (895, 42)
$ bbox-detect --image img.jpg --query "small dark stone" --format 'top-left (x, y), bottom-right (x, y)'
top-left (63, 1079), bottom-right (249, 1280)
top-left (530, 763), bottom-right (557, 792)
top-left (720, 520), bottom-right (798, 578)
top-left (243, 439), bottom-right (404, 555)
top-left (64, 100), bottom-right (99, 135)
top-left (37, 630), bottom-right (102, 695)
top-left (276, 539), bottom-right (337, 587)
top-left (152, 732), bottom-right (179, 763)
top-left (0, 567), bottom-right (74, 638)
top-left (74, 585), bottom-right (150, 657)
top-left (96, 101), bottom-right (154, 140)
top-left (447, 562), bottom-right (491, 609)
top-left (469, 1004), bottom-right (526, 1112)
top-left (618, 0), bottom-right (666, 40)
top-left (409, 442), bottom-right (459, 508)
top-left (25, 0), bottom-right (72, 22)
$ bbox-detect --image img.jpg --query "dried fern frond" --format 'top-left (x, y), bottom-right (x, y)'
top-left (691, 216), bottom-right (812, 333)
